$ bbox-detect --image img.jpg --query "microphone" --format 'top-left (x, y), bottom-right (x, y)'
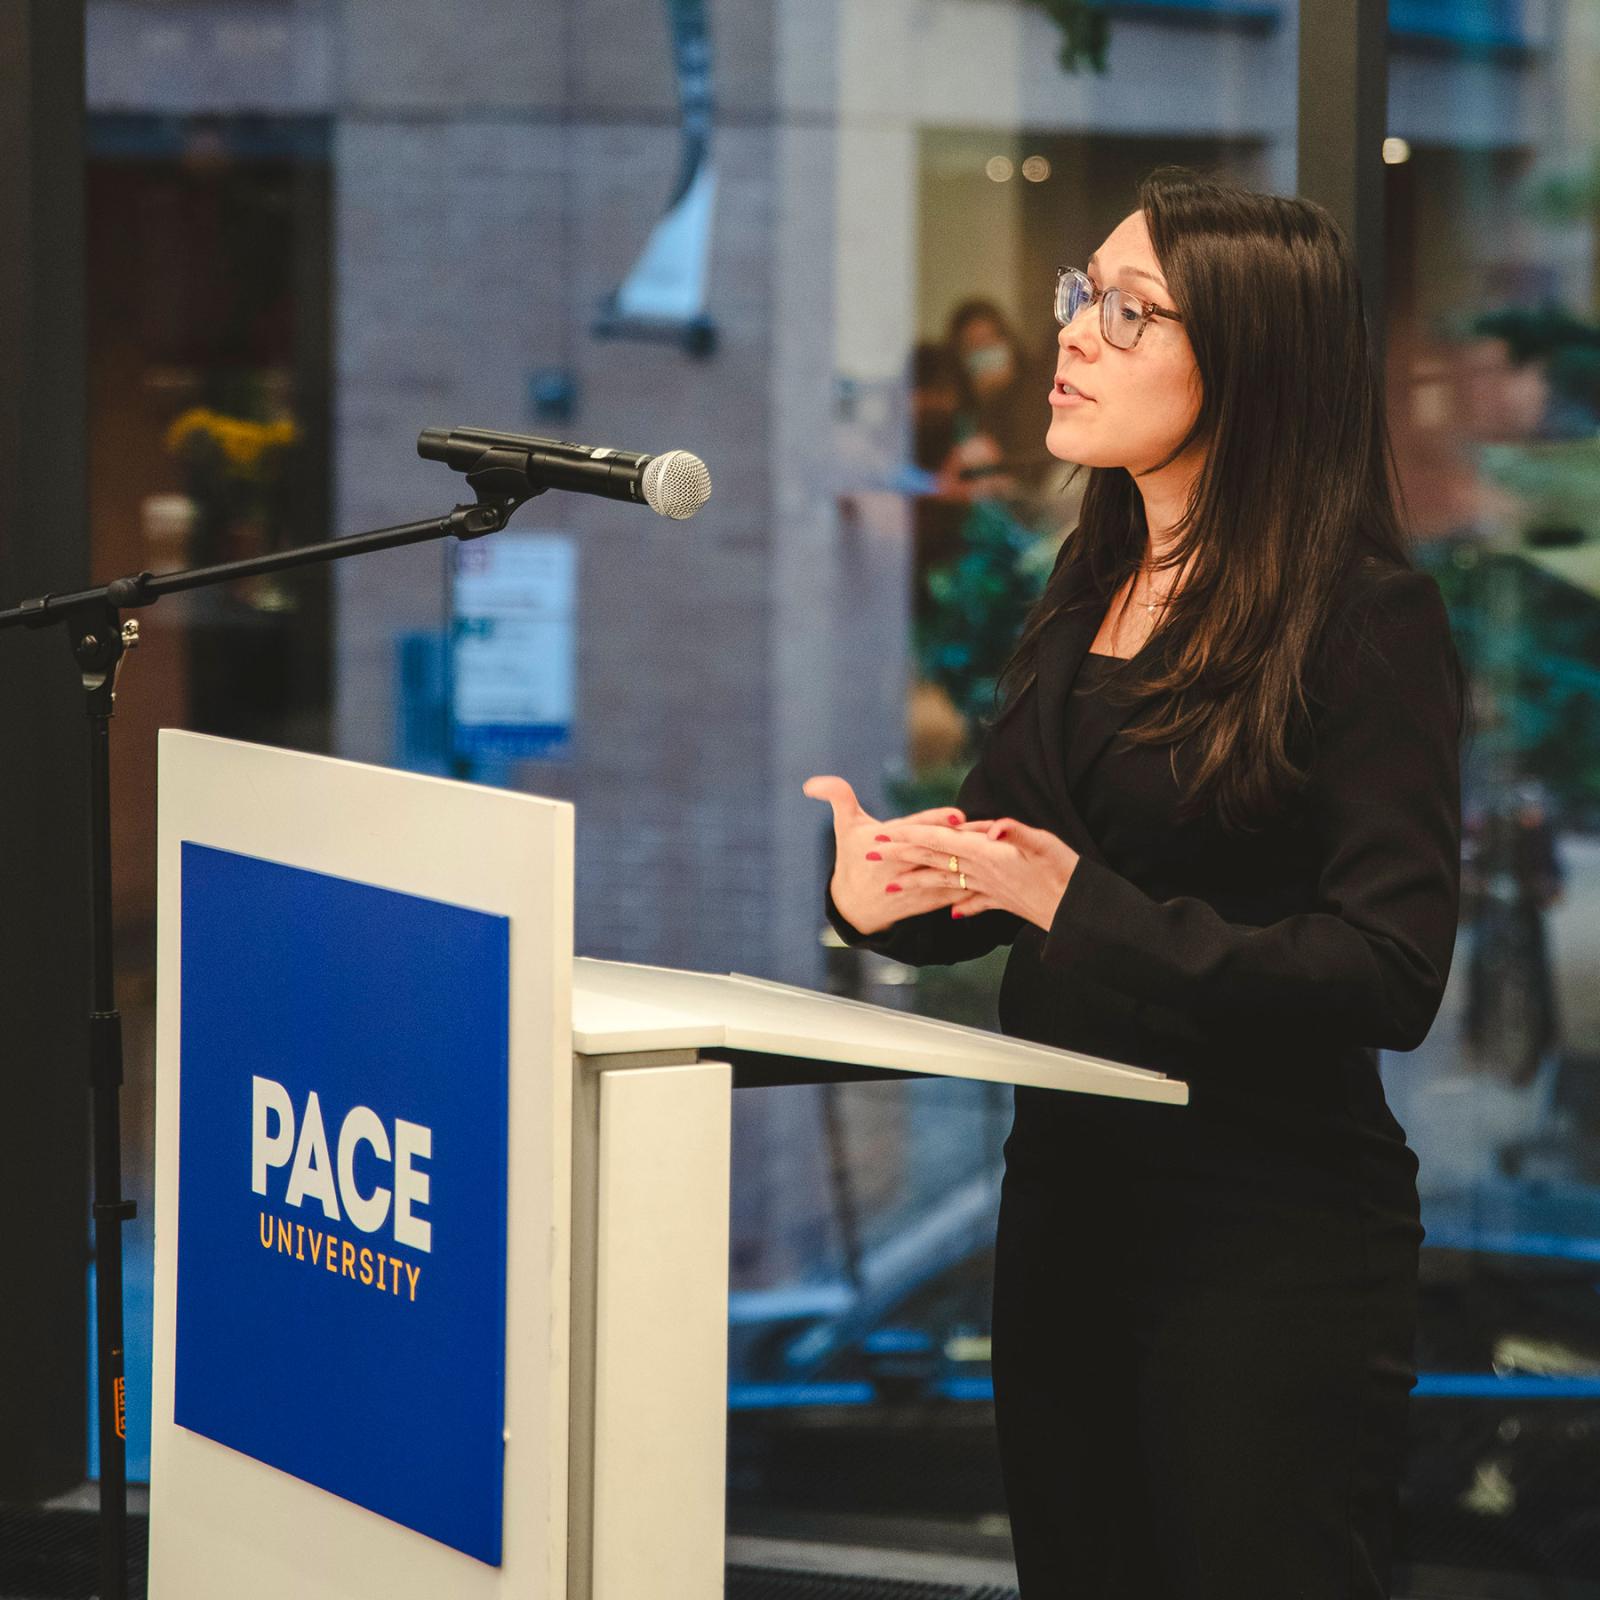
top-left (418, 425), bottom-right (711, 520)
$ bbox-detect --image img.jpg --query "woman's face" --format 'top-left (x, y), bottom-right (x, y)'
top-left (1047, 210), bottom-right (1202, 474)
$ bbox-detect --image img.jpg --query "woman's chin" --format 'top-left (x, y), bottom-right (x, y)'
top-left (1046, 418), bottom-right (1114, 468)
top-left (1044, 425), bottom-right (1087, 466)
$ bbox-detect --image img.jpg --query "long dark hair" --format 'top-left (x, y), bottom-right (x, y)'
top-left (992, 165), bottom-right (1470, 834)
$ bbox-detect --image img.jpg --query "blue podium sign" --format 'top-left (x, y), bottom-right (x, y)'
top-left (175, 843), bottom-right (511, 1565)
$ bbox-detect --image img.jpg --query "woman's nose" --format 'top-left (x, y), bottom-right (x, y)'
top-left (1059, 310), bottom-right (1098, 359)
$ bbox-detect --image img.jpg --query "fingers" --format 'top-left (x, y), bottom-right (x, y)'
top-left (877, 863), bottom-right (966, 910)
top-left (949, 816), bottom-right (1033, 843)
top-left (881, 863), bottom-right (957, 889)
top-left (953, 817), bottom-right (1027, 842)
top-left (879, 820), bottom-right (1016, 858)
top-left (878, 821), bottom-right (979, 850)
top-left (879, 842), bottom-right (980, 874)
top-left (801, 778), bottom-right (964, 835)
top-left (888, 804), bottom-right (967, 828)
top-left (801, 775), bottom-right (872, 829)
top-left (948, 896), bottom-right (998, 920)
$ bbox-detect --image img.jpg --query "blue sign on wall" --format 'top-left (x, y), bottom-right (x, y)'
top-left (176, 844), bottom-right (511, 1565)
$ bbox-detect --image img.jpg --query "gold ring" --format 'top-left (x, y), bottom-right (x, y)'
top-left (959, 872), bottom-right (968, 890)
top-left (948, 854), bottom-right (960, 873)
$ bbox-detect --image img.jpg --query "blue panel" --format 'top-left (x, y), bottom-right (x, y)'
top-left (175, 844), bottom-right (510, 1565)
top-left (1109, 0), bottom-right (1281, 22)
top-left (453, 722), bottom-right (572, 760)
top-left (937, 1376), bottom-right (997, 1403)
top-left (1423, 1226), bottom-right (1600, 1263)
top-left (1389, 0), bottom-right (1528, 47)
top-left (1414, 1374), bottom-right (1600, 1399)
top-left (727, 1382), bottom-right (877, 1410)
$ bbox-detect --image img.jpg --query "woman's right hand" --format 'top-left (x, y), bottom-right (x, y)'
top-left (802, 774), bottom-right (967, 936)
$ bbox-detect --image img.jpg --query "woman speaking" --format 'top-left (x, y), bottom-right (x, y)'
top-left (804, 167), bottom-right (1467, 1598)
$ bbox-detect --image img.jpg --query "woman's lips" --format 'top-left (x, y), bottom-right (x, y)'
top-left (1049, 380), bottom-right (1093, 408)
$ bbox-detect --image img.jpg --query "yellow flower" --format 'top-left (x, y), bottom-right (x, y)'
top-left (164, 408), bottom-right (299, 475)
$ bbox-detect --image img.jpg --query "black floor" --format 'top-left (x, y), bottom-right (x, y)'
top-left (0, 1507), bottom-right (1017, 1600)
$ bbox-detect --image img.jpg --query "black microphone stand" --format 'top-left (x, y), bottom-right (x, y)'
top-left (0, 448), bottom-right (544, 1600)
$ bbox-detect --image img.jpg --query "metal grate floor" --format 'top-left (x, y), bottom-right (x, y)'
top-left (0, 1507), bottom-right (1470, 1599)
top-left (0, 1508), bottom-right (1021, 1600)
top-left (0, 1507), bottom-right (147, 1600)
top-left (729, 1571), bottom-right (1016, 1600)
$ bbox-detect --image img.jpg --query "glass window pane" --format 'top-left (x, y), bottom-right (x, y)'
top-left (1386, 4), bottom-right (1600, 1589)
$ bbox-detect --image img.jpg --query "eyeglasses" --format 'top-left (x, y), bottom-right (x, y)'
top-left (1055, 266), bottom-right (1184, 350)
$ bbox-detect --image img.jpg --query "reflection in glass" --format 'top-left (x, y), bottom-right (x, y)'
top-left (1384, 6), bottom-right (1600, 1584)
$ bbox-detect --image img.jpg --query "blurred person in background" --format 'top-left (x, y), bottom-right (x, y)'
top-left (1461, 778), bottom-right (1565, 1087)
top-left (910, 339), bottom-right (961, 477)
top-left (936, 297), bottom-right (1056, 504)
top-left (807, 166), bottom-right (1468, 1598)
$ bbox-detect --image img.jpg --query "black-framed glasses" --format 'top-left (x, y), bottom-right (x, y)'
top-left (1055, 266), bottom-right (1184, 350)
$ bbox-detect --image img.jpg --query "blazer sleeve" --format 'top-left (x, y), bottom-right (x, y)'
top-left (823, 744), bottom-right (1026, 968)
top-left (1037, 568), bottom-right (1463, 1052)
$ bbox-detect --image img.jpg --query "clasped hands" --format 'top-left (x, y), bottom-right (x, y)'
top-left (803, 774), bottom-right (1079, 938)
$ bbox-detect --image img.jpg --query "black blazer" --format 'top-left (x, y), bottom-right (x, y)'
top-left (826, 558), bottom-right (1463, 1184)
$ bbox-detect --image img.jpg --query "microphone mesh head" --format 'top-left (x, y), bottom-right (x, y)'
top-left (642, 451), bottom-right (712, 520)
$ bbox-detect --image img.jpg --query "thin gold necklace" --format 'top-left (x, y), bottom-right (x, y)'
top-left (1137, 561), bottom-right (1173, 617)
top-left (1137, 545), bottom-right (1192, 616)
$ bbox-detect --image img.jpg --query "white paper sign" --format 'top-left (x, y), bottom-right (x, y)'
top-left (451, 533), bottom-right (575, 760)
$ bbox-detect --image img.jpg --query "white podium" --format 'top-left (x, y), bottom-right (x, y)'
top-left (148, 731), bottom-right (1187, 1599)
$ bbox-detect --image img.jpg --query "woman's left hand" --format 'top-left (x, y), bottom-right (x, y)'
top-left (876, 816), bottom-right (1081, 932)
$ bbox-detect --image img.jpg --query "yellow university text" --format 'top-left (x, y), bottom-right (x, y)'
top-left (257, 1211), bottom-right (422, 1303)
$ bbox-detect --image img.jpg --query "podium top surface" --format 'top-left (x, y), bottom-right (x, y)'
top-left (571, 958), bottom-right (1188, 1106)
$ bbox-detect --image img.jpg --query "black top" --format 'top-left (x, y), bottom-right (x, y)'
top-left (826, 556), bottom-right (1463, 1207)
top-left (1066, 650), bottom-right (1127, 811)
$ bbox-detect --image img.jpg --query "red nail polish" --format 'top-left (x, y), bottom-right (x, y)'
top-left (885, 883), bottom-right (901, 893)
top-left (875, 834), bottom-right (891, 842)
top-left (866, 851), bottom-right (882, 861)
top-left (948, 814), bottom-right (961, 825)
top-left (951, 909), bottom-right (964, 919)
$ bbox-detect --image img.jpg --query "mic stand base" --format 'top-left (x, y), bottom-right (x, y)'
top-left (70, 605), bottom-right (138, 1600)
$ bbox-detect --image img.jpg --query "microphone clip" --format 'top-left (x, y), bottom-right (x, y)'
top-left (450, 446), bottom-right (549, 541)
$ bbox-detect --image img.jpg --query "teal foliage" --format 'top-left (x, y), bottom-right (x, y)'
top-left (887, 501), bottom-right (1056, 819)
top-left (1422, 542), bottom-right (1600, 817)
top-left (1023, 0), bottom-right (1112, 73)
top-left (914, 500), bottom-right (1058, 730)
top-left (955, 0), bottom-right (1111, 74)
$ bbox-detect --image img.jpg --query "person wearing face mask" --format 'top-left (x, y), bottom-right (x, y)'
top-left (938, 298), bottom-right (1054, 503)
top-left (805, 166), bottom-right (1469, 1598)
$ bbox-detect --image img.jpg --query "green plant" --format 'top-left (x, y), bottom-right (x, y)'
top-left (914, 499), bottom-right (1059, 732)
top-left (1013, 0), bottom-right (1113, 73)
top-left (1424, 542), bottom-right (1600, 815)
